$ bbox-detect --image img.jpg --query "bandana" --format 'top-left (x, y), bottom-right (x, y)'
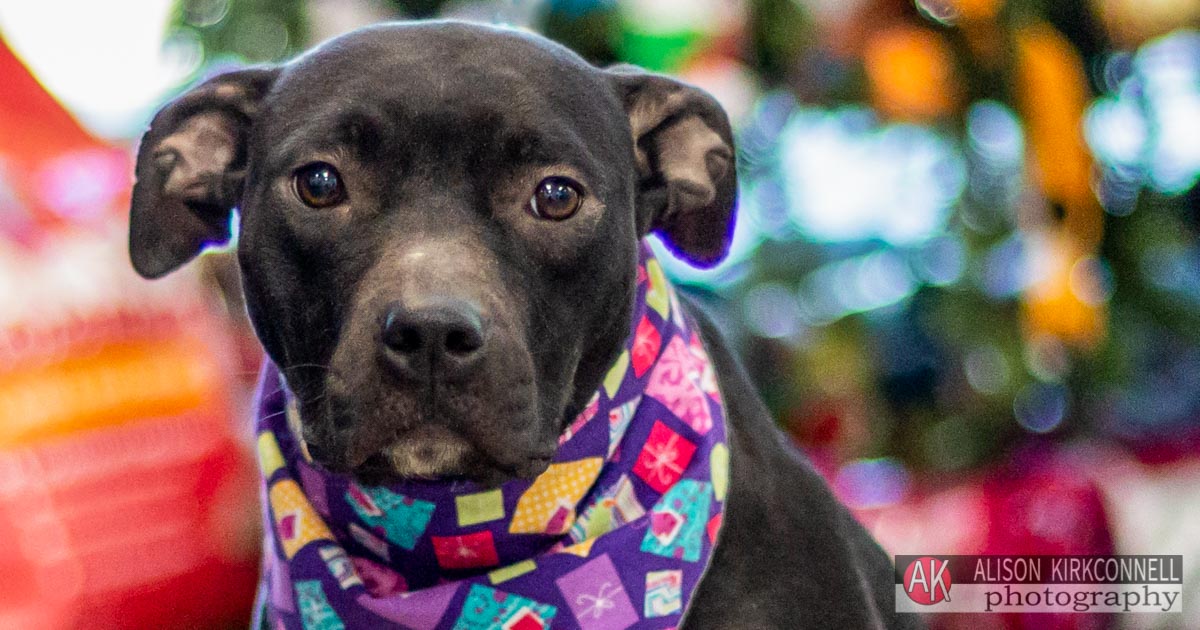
top-left (254, 245), bottom-right (729, 630)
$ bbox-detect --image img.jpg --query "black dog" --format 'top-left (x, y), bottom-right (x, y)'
top-left (129, 20), bottom-right (921, 629)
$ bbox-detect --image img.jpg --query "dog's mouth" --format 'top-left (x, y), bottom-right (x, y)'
top-left (294, 321), bottom-right (559, 486)
top-left (350, 425), bottom-right (475, 484)
top-left (300, 414), bottom-right (554, 487)
top-left (348, 437), bottom-right (552, 487)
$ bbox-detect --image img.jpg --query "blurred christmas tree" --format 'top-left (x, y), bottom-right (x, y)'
top-left (168, 0), bottom-right (1200, 479)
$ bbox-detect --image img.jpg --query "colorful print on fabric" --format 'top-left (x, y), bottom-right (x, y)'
top-left (489, 559), bottom-right (537, 584)
top-left (555, 554), bottom-right (640, 630)
top-left (455, 489), bottom-right (505, 527)
top-left (258, 432), bottom-right (286, 476)
top-left (350, 555), bottom-right (405, 596)
top-left (602, 350), bottom-right (630, 399)
top-left (295, 580), bottom-right (344, 630)
top-left (645, 258), bottom-right (670, 318)
top-left (645, 570), bottom-right (683, 617)
top-left (607, 396), bottom-right (640, 458)
top-left (432, 530), bottom-right (501, 570)
top-left (609, 475), bottom-right (647, 524)
top-left (356, 582), bottom-right (458, 629)
top-left (687, 334), bottom-right (722, 403)
top-left (318, 546), bottom-right (362, 589)
top-left (270, 480), bottom-right (334, 559)
top-left (707, 513), bottom-right (723, 544)
top-left (645, 335), bottom-right (716, 436)
top-left (641, 480), bottom-right (713, 562)
top-left (709, 442), bottom-right (730, 501)
top-left (509, 458), bottom-right (603, 534)
top-left (269, 555), bottom-right (296, 613)
top-left (451, 584), bottom-right (557, 630)
top-left (568, 493), bottom-right (613, 543)
top-left (254, 245), bottom-right (728, 630)
top-left (668, 283), bottom-right (687, 330)
top-left (569, 474), bottom-right (645, 543)
top-left (559, 393), bottom-right (600, 445)
top-left (299, 465), bottom-right (331, 517)
top-left (632, 421), bottom-right (697, 494)
top-left (345, 484), bottom-right (435, 550)
top-left (631, 315), bottom-right (663, 378)
top-left (347, 522), bottom-right (390, 561)
top-left (557, 536), bottom-right (598, 558)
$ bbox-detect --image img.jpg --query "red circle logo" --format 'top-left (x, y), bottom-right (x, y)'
top-left (903, 556), bottom-right (953, 605)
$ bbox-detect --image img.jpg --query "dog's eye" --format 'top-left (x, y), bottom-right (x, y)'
top-left (293, 162), bottom-right (346, 208)
top-left (529, 176), bottom-right (583, 220)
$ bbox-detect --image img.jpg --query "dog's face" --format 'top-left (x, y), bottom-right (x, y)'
top-left (129, 21), bottom-right (736, 485)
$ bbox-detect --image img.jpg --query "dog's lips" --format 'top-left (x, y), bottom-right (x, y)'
top-left (311, 384), bottom-right (560, 485)
top-left (378, 425), bottom-right (474, 478)
top-left (342, 423), bottom-right (556, 486)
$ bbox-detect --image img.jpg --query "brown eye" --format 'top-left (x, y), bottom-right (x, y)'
top-left (293, 162), bottom-right (346, 208)
top-left (530, 176), bottom-right (583, 220)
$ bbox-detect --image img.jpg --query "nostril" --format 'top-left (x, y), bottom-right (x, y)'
top-left (380, 299), bottom-right (487, 377)
top-left (394, 328), bottom-right (423, 354)
top-left (445, 326), bottom-right (482, 355)
top-left (383, 311), bottom-right (425, 354)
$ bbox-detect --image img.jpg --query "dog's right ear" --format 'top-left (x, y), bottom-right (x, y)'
top-left (129, 67), bottom-right (278, 279)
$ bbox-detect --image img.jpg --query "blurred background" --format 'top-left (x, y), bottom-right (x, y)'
top-left (0, 0), bottom-right (1197, 628)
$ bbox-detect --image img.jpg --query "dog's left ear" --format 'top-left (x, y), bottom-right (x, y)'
top-left (609, 66), bottom-right (737, 268)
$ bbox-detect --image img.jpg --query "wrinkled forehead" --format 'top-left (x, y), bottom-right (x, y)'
top-left (256, 23), bottom-right (629, 177)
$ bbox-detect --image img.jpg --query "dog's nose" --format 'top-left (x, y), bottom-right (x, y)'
top-left (380, 299), bottom-right (486, 380)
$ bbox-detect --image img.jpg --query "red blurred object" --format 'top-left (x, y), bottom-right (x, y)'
top-left (0, 35), bottom-right (261, 629)
top-left (0, 292), bottom-right (263, 630)
top-left (820, 442), bottom-right (1114, 630)
top-left (0, 34), bottom-right (130, 244)
top-left (0, 410), bottom-right (260, 629)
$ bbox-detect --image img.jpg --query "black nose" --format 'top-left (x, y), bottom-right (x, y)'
top-left (380, 299), bottom-right (486, 380)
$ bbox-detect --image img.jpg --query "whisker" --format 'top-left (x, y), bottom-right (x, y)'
top-left (286, 363), bottom-right (333, 371)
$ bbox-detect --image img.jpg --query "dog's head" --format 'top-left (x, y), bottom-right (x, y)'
top-left (129, 21), bottom-right (736, 485)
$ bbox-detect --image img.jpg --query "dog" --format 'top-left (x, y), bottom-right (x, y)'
top-left (128, 20), bottom-right (922, 630)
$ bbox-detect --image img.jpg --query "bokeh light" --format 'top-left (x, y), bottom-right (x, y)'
top-left (1013, 383), bottom-right (1069, 433)
top-left (779, 106), bottom-right (966, 246)
top-left (1085, 30), bottom-right (1200, 196)
top-left (834, 457), bottom-right (911, 509)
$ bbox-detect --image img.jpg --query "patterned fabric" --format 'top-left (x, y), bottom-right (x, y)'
top-left (255, 244), bottom-right (729, 630)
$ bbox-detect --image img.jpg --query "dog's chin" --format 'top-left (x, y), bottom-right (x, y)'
top-left (343, 426), bottom-right (554, 488)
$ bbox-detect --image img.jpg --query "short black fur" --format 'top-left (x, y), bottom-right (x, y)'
top-left (129, 20), bottom-right (922, 629)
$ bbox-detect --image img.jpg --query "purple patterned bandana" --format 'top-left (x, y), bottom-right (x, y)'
top-left (254, 245), bottom-right (729, 630)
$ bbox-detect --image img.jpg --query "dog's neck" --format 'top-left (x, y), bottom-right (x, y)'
top-left (254, 244), bottom-right (730, 630)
